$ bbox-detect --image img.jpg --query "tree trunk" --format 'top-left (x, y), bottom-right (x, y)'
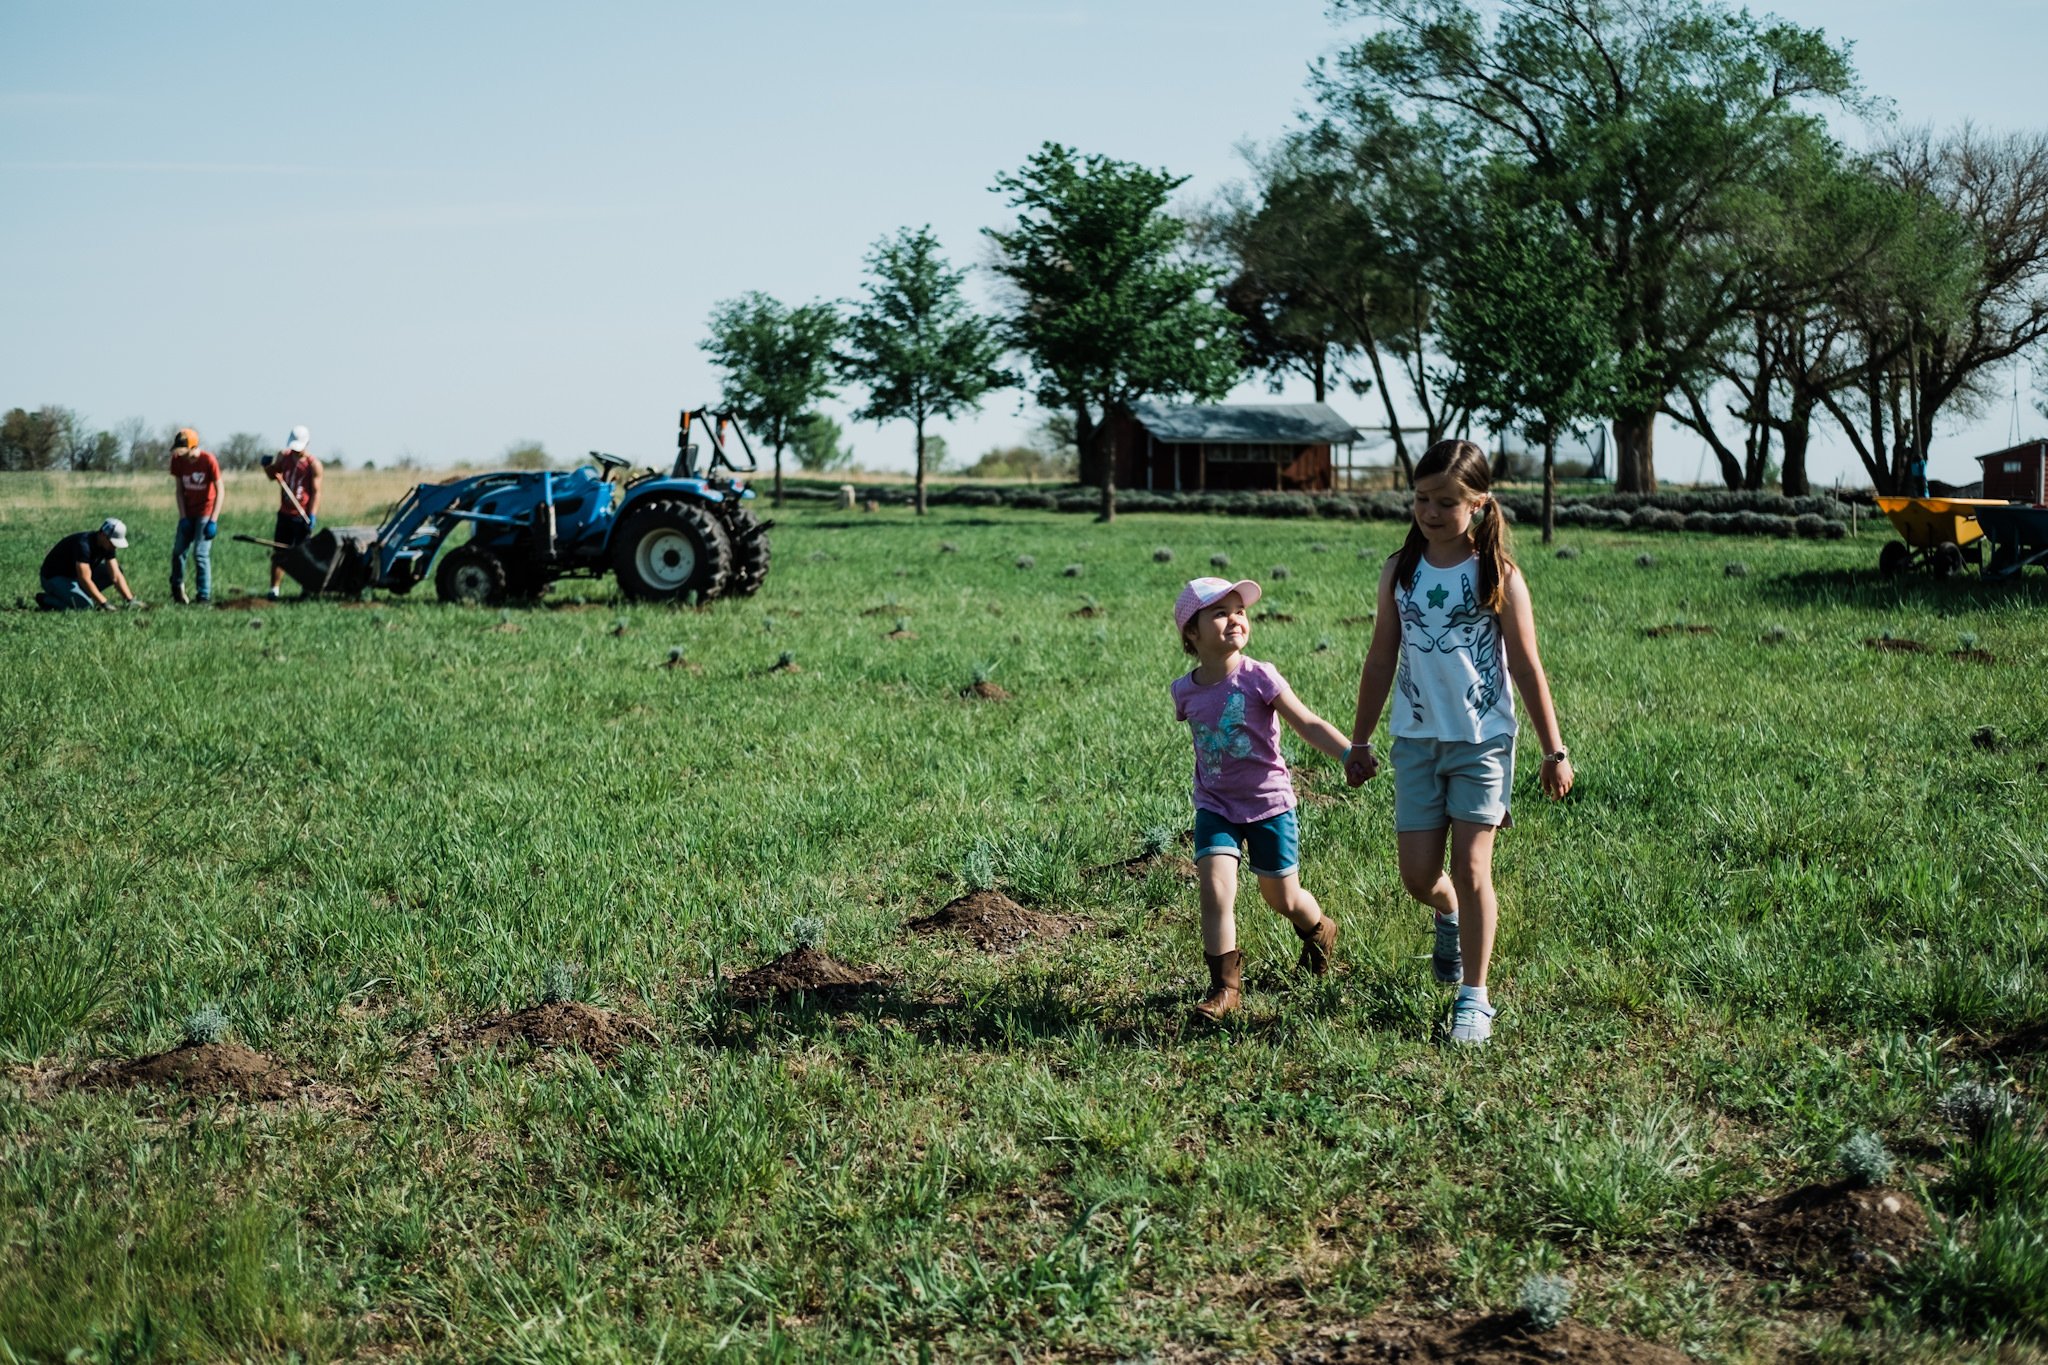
top-left (913, 412), bottom-right (927, 517)
top-left (1779, 401), bottom-right (1813, 496)
top-left (1096, 406), bottom-right (1118, 523)
top-left (772, 445), bottom-right (785, 509)
top-left (1357, 323), bottom-right (1412, 484)
top-left (1542, 434), bottom-right (1557, 545)
top-left (1074, 403), bottom-right (1101, 487)
top-left (1743, 424), bottom-right (1769, 491)
top-left (1612, 409), bottom-right (1658, 493)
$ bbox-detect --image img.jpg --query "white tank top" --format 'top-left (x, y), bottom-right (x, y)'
top-left (1391, 554), bottom-right (1517, 743)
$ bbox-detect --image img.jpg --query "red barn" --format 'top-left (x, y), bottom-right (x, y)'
top-left (1107, 402), bottom-right (1361, 494)
top-left (1978, 440), bottom-right (2048, 503)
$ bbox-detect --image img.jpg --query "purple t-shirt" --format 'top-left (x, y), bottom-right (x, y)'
top-left (1171, 657), bottom-right (1297, 824)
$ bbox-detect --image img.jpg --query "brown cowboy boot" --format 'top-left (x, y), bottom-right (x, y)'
top-left (1192, 950), bottom-right (1242, 1021)
top-left (1295, 913), bottom-right (1337, 975)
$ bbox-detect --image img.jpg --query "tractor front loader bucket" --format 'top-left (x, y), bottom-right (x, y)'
top-left (231, 526), bottom-right (382, 596)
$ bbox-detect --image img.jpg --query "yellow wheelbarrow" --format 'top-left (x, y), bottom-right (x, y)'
top-left (1873, 496), bottom-right (2005, 578)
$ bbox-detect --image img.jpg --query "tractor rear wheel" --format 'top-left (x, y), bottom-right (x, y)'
top-left (436, 544), bottom-right (508, 606)
top-left (612, 500), bottom-right (732, 602)
top-left (725, 508), bottom-right (772, 596)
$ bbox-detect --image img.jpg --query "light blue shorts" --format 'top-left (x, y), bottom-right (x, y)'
top-left (1193, 806), bottom-right (1300, 878)
top-left (1391, 734), bottom-right (1516, 832)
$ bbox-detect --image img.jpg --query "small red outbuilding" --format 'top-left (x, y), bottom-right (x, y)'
top-left (1977, 440), bottom-right (2048, 504)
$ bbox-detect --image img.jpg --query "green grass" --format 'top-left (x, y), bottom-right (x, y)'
top-left (3, 479), bottom-right (2048, 1360)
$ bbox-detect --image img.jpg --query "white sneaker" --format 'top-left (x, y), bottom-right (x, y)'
top-left (265, 588), bottom-right (281, 600)
top-left (1448, 994), bottom-right (1496, 1045)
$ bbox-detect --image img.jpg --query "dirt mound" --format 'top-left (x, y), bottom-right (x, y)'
top-left (1071, 604), bottom-right (1103, 618)
top-left (724, 946), bottom-right (884, 1006)
top-left (213, 596), bottom-right (279, 611)
top-left (455, 1002), bottom-right (649, 1064)
top-left (1690, 1180), bottom-right (1929, 1291)
top-left (1276, 1312), bottom-right (1687, 1364)
top-left (907, 890), bottom-right (1079, 953)
top-left (962, 680), bottom-right (1011, 701)
top-left (1950, 648), bottom-right (1997, 663)
top-left (1864, 636), bottom-right (1928, 653)
top-left (76, 1043), bottom-right (296, 1100)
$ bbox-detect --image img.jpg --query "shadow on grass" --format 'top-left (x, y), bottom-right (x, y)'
top-left (683, 961), bottom-right (1428, 1054)
top-left (1748, 564), bottom-right (2048, 612)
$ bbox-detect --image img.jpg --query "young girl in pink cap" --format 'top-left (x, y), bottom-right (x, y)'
top-left (1172, 575), bottom-right (1354, 1021)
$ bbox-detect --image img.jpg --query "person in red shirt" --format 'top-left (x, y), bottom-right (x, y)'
top-left (168, 427), bottom-right (223, 604)
top-left (262, 425), bottom-right (322, 599)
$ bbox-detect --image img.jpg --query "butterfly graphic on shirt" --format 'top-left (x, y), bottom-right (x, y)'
top-left (1192, 690), bottom-right (1254, 776)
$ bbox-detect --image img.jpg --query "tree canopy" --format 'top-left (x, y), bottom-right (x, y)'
top-left (986, 143), bottom-right (1241, 520)
top-left (838, 226), bottom-right (1008, 515)
top-left (701, 293), bottom-right (841, 506)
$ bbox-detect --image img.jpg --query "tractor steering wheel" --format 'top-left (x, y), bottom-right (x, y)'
top-left (589, 451), bottom-right (631, 480)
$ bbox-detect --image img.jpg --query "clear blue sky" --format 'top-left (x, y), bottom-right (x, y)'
top-left (3, 1), bottom-right (2043, 487)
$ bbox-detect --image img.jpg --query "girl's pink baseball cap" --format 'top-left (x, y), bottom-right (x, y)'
top-left (1174, 576), bottom-right (1262, 631)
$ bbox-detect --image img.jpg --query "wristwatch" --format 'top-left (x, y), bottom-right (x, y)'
top-left (1541, 745), bottom-right (1570, 764)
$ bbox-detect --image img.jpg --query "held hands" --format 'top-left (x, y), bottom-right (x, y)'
top-left (1343, 744), bottom-right (1380, 787)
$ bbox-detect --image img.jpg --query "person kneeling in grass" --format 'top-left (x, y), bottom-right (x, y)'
top-left (1172, 576), bottom-right (1353, 1022)
top-left (36, 518), bottom-right (139, 611)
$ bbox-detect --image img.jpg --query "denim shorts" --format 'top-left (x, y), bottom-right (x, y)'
top-left (1391, 734), bottom-right (1516, 832)
top-left (1193, 806), bottom-right (1300, 878)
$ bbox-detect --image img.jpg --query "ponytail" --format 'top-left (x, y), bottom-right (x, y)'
top-left (1471, 495), bottom-right (1515, 614)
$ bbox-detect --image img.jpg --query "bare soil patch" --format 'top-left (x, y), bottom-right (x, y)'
top-left (1864, 636), bottom-right (1929, 654)
top-left (1274, 1313), bottom-right (1688, 1364)
top-left (661, 657), bottom-right (704, 673)
top-left (962, 680), bottom-right (1011, 701)
top-left (1644, 623), bottom-right (1717, 638)
top-left (1071, 604), bottom-right (1103, 618)
top-left (1974, 1019), bottom-right (2048, 1074)
top-left (1293, 769), bottom-right (1347, 808)
top-left (451, 1002), bottom-right (651, 1065)
top-left (1949, 648), bottom-right (1997, 663)
top-left (907, 890), bottom-right (1080, 953)
top-left (886, 628), bottom-right (917, 640)
top-left (723, 947), bottom-right (885, 1007)
top-left (1689, 1180), bottom-right (1929, 1300)
top-left (73, 1042), bottom-right (297, 1100)
top-left (213, 596), bottom-right (280, 612)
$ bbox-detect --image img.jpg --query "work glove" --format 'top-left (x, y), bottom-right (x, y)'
top-left (306, 515), bottom-right (318, 532)
top-left (261, 454), bottom-right (275, 468)
top-left (98, 599), bottom-right (118, 612)
top-left (203, 519), bottom-right (217, 540)
top-left (125, 599), bottom-right (146, 610)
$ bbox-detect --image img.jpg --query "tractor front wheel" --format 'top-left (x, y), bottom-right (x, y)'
top-left (612, 500), bottom-right (732, 602)
top-left (436, 544), bottom-right (509, 606)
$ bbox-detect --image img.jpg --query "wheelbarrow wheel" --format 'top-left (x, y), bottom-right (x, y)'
top-left (1932, 541), bottom-right (1964, 579)
top-left (436, 544), bottom-right (509, 606)
top-left (1878, 540), bottom-right (1911, 577)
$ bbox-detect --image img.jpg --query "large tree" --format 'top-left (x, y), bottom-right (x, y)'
top-left (838, 227), bottom-right (1009, 516)
top-left (1329, 0), bottom-right (1860, 491)
top-left (1822, 127), bottom-right (2048, 492)
top-left (1439, 196), bottom-right (1616, 541)
top-left (701, 293), bottom-right (841, 507)
top-left (986, 143), bottom-right (1242, 521)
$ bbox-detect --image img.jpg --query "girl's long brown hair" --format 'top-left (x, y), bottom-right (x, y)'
top-left (1393, 439), bottom-right (1517, 613)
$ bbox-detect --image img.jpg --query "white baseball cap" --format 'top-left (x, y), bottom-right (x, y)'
top-left (100, 517), bottom-right (129, 548)
top-left (286, 425), bottom-right (310, 453)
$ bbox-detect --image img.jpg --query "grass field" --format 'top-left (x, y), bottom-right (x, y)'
top-left (3, 473), bottom-right (2047, 1362)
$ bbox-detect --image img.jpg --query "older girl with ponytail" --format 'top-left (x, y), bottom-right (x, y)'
top-left (1343, 440), bottom-right (1573, 1045)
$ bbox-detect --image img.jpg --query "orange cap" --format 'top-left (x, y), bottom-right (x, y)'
top-left (173, 428), bottom-right (199, 450)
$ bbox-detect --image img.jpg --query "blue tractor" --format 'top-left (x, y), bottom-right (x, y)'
top-left (257, 408), bottom-right (772, 605)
